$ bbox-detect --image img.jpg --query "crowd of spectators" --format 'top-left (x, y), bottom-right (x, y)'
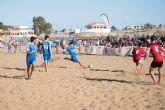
top-left (77, 34), bottom-right (165, 48)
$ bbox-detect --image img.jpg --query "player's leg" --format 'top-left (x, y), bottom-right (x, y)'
top-left (157, 62), bottom-right (163, 84)
top-left (30, 55), bottom-right (36, 78)
top-left (138, 59), bottom-right (144, 69)
top-left (72, 55), bottom-right (86, 69)
top-left (45, 60), bottom-right (48, 72)
top-left (8, 48), bottom-right (9, 53)
top-left (136, 62), bottom-right (139, 70)
top-left (78, 61), bottom-right (86, 69)
top-left (157, 67), bottom-right (162, 84)
top-left (139, 59), bottom-right (143, 65)
top-left (26, 56), bottom-right (32, 79)
top-left (47, 54), bottom-right (51, 67)
top-left (26, 64), bottom-right (31, 79)
top-left (149, 65), bottom-right (157, 84)
top-left (43, 55), bottom-right (48, 72)
top-left (30, 62), bottom-right (35, 78)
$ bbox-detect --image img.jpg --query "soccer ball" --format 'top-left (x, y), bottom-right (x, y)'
top-left (88, 64), bottom-right (93, 68)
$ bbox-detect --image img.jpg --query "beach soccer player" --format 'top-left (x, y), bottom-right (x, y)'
top-left (41, 35), bottom-right (52, 72)
top-left (26, 37), bottom-right (37, 79)
top-left (70, 34), bottom-right (78, 46)
top-left (145, 36), bottom-right (165, 84)
top-left (132, 42), bottom-right (145, 70)
top-left (66, 42), bottom-right (86, 69)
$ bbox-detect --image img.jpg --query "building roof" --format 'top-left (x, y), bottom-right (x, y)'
top-left (86, 22), bottom-right (107, 28)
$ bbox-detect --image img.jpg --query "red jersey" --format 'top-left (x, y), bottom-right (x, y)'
top-left (132, 47), bottom-right (145, 61)
top-left (148, 43), bottom-right (163, 62)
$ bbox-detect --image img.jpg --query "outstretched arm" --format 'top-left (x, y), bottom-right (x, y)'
top-left (161, 47), bottom-right (165, 53)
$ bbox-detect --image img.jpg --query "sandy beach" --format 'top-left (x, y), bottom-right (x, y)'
top-left (0, 48), bottom-right (165, 110)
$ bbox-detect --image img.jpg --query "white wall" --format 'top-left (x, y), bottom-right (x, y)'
top-left (75, 28), bottom-right (110, 33)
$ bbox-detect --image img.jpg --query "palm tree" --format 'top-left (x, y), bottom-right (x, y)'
top-left (111, 25), bottom-right (117, 32)
top-left (143, 23), bottom-right (154, 31)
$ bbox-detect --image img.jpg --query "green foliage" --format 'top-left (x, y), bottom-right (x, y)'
top-left (0, 22), bottom-right (8, 30)
top-left (143, 23), bottom-right (154, 30)
top-left (111, 25), bottom-right (117, 31)
top-left (60, 28), bottom-right (66, 33)
top-left (33, 16), bottom-right (53, 35)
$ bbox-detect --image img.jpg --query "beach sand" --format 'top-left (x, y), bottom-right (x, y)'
top-left (0, 49), bottom-right (165, 110)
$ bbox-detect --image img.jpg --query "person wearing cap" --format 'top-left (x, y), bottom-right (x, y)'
top-left (132, 42), bottom-right (145, 70)
top-left (145, 36), bottom-right (165, 84)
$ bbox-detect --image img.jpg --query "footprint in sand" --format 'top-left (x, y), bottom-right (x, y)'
top-left (159, 107), bottom-right (165, 110)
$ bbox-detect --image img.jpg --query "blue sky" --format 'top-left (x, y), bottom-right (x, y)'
top-left (0, 0), bottom-right (165, 29)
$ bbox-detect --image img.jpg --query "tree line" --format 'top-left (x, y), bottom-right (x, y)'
top-left (1, 17), bottom-right (165, 34)
top-left (111, 23), bottom-right (165, 32)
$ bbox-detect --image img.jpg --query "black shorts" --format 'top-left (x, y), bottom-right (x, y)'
top-left (151, 61), bottom-right (163, 68)
top-left (133, 59), bottom-right (139, 63)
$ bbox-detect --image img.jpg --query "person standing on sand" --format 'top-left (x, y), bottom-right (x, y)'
top-left (60, 37), bottom-right (66, 54)
top-left (26, 37), bottom-right (37, 79)
top-left (41, 35), bottom-right (52, 72)
top-left (145, 36), bottom-right (165, 84)
top-left (7, 40), bottom-right (12, 54)
top-left (13, 40), bottom-right (19, 54)
top-left (132, 42), bottom-right (145, 70)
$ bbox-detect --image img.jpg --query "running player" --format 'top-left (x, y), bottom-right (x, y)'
top-left (26, 37), bottom-right (37, 79)
top-left (70, 34), bottom-right (78, 46)
top-left (145, 36), bottom-right (165, 84)
top-left (41, 35), bottom-right (52, 72)
top-left (66, 42), bottom-right (86, 69)
top-left (132, 42), bottom-right (145, 70)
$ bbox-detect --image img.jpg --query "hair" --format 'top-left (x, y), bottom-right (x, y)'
top-left (150, 35), bottom-right (157, 41)
top-left (45, 35), bottom-right (49, 40)
top-left (30, 37), bottom-right (36, 43)
top-left (69, 41), bottom-right (73, 45)
top-left (138, 42), bottom-right (142, 46)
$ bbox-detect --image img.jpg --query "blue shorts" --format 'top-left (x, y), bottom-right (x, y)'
top-left (26, 54), bottom-right (36, 65)
top-left (71, 55), bottom-right (78, 63)
top-left (43, 54), bottom-right (51, 61)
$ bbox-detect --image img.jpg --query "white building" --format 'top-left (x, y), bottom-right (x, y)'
top-left (75, 22), bottom-right (110, 34)
top-left (9, 26), bottom-right (35, 37)
top-left (124, 25), bottom-right (142, 30)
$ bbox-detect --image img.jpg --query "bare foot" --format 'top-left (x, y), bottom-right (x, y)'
top-left (25, 77), bottom-right (30, 80)
top-left (157, 80), bottom-right (160, 84)
top-left (45, 68), bottom-right (48, 72)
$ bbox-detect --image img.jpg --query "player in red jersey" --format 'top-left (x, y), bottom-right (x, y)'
top-left (145, 36), bottom-right (165, 84)
top-left (132, 42), bottom-right (145, 70)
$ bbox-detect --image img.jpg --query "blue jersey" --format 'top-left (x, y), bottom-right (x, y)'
top-left (71, 39), bottom-right (78, 46)
top-left (42, 41), bottom-right (51, 55)
top-left (66, 46), bottom-right (78, 63)
top-left (26, 43), bottom-right (37, 65)
top-left (26, 43), bottom-right (37, 54)
top-left (66, 46), bottom-right (76, 56)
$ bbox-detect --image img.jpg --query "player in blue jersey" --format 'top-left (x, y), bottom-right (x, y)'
top-left (26, 37), bottom-right (37, 79)
top-left (41, 35), bottom-right (52, 72)
top-left (70, 34), bottom-right (78, 46)
top-left (66, 42), bottom-right (86, 69)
